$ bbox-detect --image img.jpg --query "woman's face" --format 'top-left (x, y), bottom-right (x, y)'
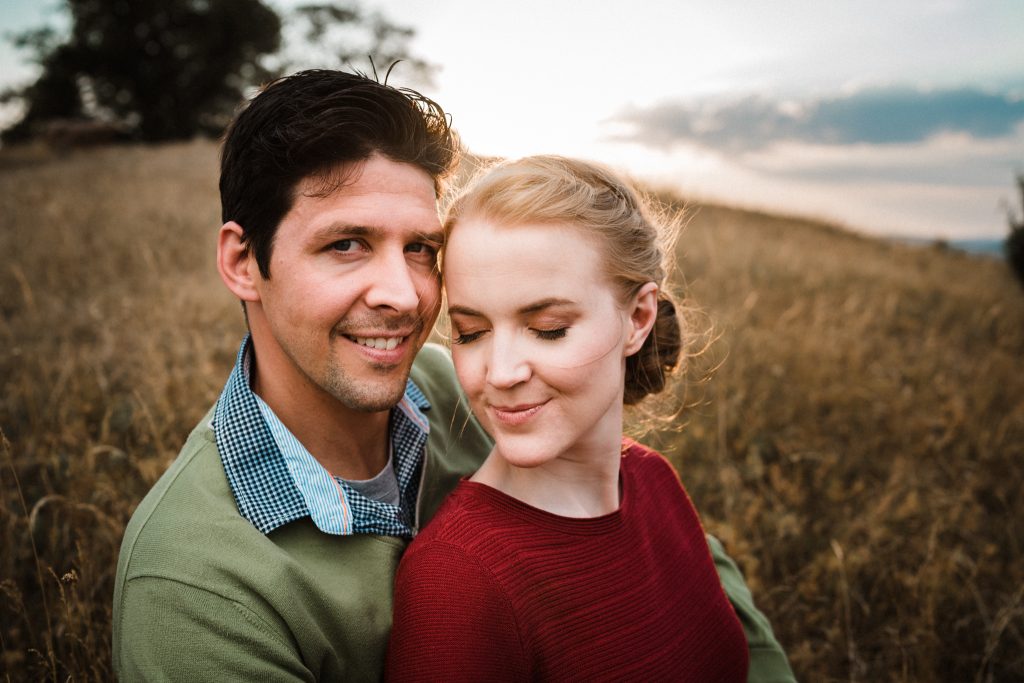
top-left (444, 218), bottom-right (643, 468)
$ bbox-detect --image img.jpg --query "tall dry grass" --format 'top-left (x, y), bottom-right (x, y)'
top-left (1, 142), bottom-right (244, 680)
top-left (1, 142), bottom-right (1022, 681)
top-left (652, 203), bottom-right (1024, 681)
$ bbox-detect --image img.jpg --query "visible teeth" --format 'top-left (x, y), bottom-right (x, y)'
top-left (351, 336), bottom-right (403, 350)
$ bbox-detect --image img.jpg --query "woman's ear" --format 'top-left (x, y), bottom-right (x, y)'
top-left (217, 221), bottom-right (261, 302)
top-left (624, 282), bottom-right (659, 356)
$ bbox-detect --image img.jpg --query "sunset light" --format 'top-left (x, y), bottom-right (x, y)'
top-left (363, 0), bottom-right (1023, 241)
top-left (3, 0), bottom-right (1021, 241)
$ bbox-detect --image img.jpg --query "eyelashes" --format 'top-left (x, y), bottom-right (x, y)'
top-left (534, 327), bottom-right (568, 340)
top-left (452, 331), bottom-right (484, 345)
top-left (452, 328), bottom-right (570, 345)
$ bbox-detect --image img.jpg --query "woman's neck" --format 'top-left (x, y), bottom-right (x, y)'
top-left (471, 437), bottom-right (624, 518)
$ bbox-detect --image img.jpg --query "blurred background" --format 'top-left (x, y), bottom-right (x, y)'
top-left (1, 1), bottom-right (1022, 681)
top-left (3, 0), bottom-right (1023, 243)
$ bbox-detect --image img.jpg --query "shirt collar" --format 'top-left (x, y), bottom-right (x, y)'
top-left (212, 336), bottom-right (430, 536)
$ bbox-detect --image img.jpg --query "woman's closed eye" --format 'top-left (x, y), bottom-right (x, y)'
top-left (454, 327), bottom-right (569, 344)
top-left (453, 329), bottom-right (486, 345)
top-left (534, 327), bottom-right (568, 340)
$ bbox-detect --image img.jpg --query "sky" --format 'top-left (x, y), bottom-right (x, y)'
top-left (2, 0), bottom-right (1022, 240)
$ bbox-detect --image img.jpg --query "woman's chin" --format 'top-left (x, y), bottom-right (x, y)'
top-left (492, 438), bottom-right (561, 470)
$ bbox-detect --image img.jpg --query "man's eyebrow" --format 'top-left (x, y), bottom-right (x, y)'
top-left (416, 229), bottom-right (445, 244)
top-left (311, 223), bottom-right (379, 241)
top-left (311, 224), bottom-right (443, 244)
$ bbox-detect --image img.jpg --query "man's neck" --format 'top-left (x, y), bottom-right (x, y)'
top-left (250, 353), bottom-right (391, 481)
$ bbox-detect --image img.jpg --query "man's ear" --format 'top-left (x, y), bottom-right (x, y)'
top-left (624, 282), bottom-right (659, 356)
top-left (217, 221), bottom-right (261, 302)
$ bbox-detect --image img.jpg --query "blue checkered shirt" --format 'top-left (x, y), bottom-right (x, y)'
top-left (211, 336), bottom-right (429, 538)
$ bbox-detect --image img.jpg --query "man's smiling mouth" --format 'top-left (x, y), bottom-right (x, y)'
top-left (345, 335), bottom-right (407, 351)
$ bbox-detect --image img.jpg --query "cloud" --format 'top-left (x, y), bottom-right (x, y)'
top-left (736, 131), bottom-right (1024, 187)
top-left (614, 86), bottom-right (1024, 151)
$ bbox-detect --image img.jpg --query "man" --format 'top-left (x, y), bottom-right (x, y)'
top-left (113, 70), bottom-right (793, 681)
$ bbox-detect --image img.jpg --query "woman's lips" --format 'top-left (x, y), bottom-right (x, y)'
top-left (489, 400), bottom-right (549, 427)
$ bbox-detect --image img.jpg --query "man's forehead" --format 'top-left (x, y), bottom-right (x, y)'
top-left (295, 154), bottom-right (437, 200)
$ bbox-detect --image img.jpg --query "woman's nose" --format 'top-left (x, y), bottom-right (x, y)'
top-left (485, 334), bottom-right (531, 389)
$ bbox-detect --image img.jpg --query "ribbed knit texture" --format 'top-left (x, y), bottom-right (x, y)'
top-left (386, 441), bottom-right (749, 682)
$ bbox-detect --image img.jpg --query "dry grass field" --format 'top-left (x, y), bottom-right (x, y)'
top-left (1, 142), bottom-right (1022, 681)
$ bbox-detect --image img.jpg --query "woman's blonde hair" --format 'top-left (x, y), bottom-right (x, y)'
top-left (443, 155), bottom-right (683, 405)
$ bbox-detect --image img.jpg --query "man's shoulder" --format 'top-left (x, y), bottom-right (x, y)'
top-left (113, 404), bottom-right (406, 680)
top-left (116, 407), bottom-right (257, 583)
top-left (410, 342), bottom-right (458, 396)
top-left (409, 342), bottom-right (485, 443)
top-left (409, 344), bottom-right (495, 525)
top-left (409, 341), bottom-right (490, 452)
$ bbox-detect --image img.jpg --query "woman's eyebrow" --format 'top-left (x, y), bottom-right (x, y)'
top-left (518, 298), bottom-right (577, 315)
top-left (447, 304), bottom-right (484, 318)
top-left (448, 298), bottom-right (577, 319)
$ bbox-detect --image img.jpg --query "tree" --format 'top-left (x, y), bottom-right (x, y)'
top-left (1006, 174), bottom-right (1024, 287)
top-left (2, 1), bottom-right (436, 143)
top-left (4, 0), bottom-right (281, 142)
top-left (1, 27), bottom-right (86, 132)
top-left (277, 4), bottom-right (435, 86)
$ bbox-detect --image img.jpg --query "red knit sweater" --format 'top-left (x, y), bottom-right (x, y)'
top-left (386, 441), bottom-right (749, 682)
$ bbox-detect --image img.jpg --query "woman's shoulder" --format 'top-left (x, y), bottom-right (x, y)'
top-left (621, 438), bottom-right (700, 510)
top-left (389, 485), bottom-right (529, 680)
top-left (397, 482), bottom-right (528, 606)
top-left (408, 480), bottom-right (511, 555)
top-left (621, 438), bottom-right (678, 478)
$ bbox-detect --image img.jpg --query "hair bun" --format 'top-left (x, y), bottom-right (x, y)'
top-left (623, 294), bottom-right (682, 405)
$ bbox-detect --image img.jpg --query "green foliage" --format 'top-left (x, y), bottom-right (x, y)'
top-left (280, 3), bottom-right (435, 85)
top-left (2, 1), bottom-right (436, 144)
top-left (1006, 174), bottom-right (1024, 287)
top-left (5, 0), bottom-right (282, 142)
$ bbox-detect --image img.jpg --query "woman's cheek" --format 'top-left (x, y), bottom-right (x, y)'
top-left (452, 344), bottom-right (485, 394)
top-left (532, 323), bottom-right (624, 372)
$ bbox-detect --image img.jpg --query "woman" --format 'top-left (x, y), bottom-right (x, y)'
top-left (387, 156), bottom-right (749, 681)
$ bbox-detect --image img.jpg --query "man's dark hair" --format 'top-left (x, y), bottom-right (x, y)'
top-left (220, 69), bottom-right (459, 278)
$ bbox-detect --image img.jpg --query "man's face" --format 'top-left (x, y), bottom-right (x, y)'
top-left (249, 154), bottom-right (443, 413)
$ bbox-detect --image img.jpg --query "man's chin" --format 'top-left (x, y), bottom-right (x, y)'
top-left (345, 384), bottom-right (408, 413)
top-left (324, 363), bottom-right (413, 413)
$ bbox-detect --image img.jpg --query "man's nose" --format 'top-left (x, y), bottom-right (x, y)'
top-left (364, 250), bottom-right (423, 313)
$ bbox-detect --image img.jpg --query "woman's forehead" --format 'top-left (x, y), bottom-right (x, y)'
top-left (444, 219), bottom-right (614, 312)
top-left (446, 219), bottom-right (599, 272)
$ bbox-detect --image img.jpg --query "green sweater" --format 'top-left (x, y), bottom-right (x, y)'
top-left (113, 344), bottom-right (794, 681)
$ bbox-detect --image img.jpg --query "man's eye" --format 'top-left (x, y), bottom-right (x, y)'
top-left (331, 239), bottom-right (358, 252)
top-left (534, 328), bottom-right (568, 341)
top-left (406, 243), bottom-right (438, 258)
top-left (453, 330), bottom-right (484, 345)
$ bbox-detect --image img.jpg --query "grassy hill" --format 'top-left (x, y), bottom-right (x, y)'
top-left (2, 142), bottom-right (1022, 681)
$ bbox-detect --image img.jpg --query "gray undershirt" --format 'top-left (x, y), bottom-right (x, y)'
top-left (341, 447), bottom-right (401, 507)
